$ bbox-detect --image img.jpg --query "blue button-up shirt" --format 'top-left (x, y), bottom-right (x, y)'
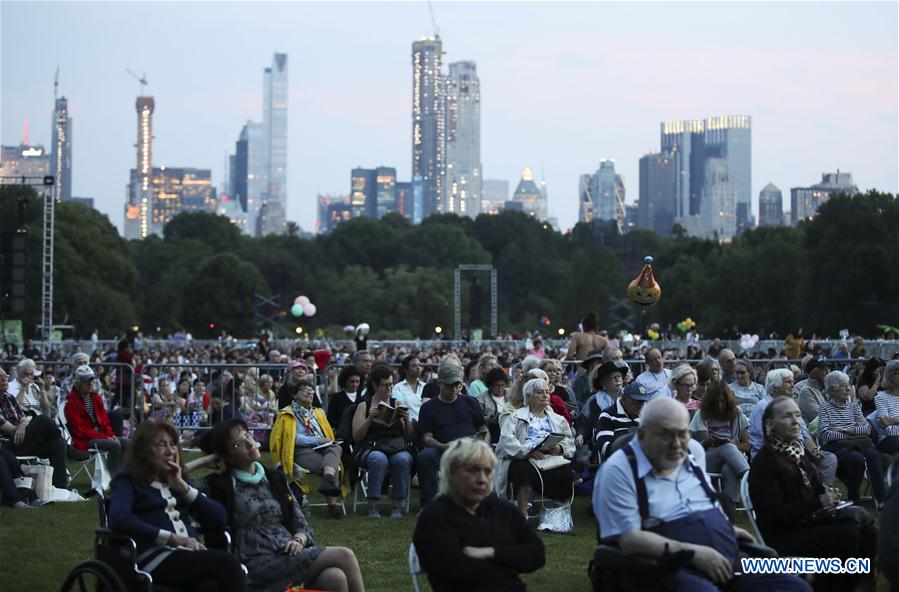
top-left (594, 437), bottom-right (715, 540)
top-left (634, 369), bottom-right (673, 400)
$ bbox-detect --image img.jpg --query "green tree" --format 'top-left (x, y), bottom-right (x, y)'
top-left (181, 253), bottom-right (268, 337)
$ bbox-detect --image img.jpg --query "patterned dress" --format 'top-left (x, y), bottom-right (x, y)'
top-left (232, 479), bottom-right (325, 591)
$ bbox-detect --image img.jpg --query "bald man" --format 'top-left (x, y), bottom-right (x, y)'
top-left (594, 397), bottom-right (810, 592)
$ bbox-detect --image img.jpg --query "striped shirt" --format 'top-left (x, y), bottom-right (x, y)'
top-left (875, 392), bottom-right (899, 438)
top-left (594, 398), bottom-right (640, 461)
top-left (81, 393), bottom-right (100, 429)
top-left (817, 397), bottom-right (869, 445)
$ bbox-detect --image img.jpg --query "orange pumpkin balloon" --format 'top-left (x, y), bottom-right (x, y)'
top-left (628, 256), bottom-right (661, 306)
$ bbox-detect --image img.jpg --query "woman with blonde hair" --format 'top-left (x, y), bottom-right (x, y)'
top-left (467, 353), bottom-right (499, 397)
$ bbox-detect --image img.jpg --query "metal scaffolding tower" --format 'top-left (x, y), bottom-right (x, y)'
top-left (454, 264), bottom-right (497, 340)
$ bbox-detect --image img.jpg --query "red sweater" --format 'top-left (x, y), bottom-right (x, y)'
top-left (65, 389), bottom-right (115, 450)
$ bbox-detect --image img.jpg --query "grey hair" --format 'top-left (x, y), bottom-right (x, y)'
top-left (438, 438), bottom-right (497, 497)
top-left (476, 353), bottom-right (498, 379)
top-left (824, 371), bottom-right (850, 394)
top-left (765, 368), bottom-right (794, 396)
top-left (668, 364), bottom-right (697, 390)
top-left (15, 358), bottom-right (36, 377)
top-left (520, 355), bottom-right (541, 374)
top-left (523, 378), bottom-right (550, 398)
top-left (70, 352), bottom-right (90, 366)
top-left (884, 360), bottom-right (899, 388)
top-left (734, 359), bottom-right (753, 374)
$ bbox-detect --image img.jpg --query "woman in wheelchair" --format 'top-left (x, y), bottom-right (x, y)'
top-left (108, 420), bottom-right (246, 592)
top-left (189, 418), bottom-right (364, 592)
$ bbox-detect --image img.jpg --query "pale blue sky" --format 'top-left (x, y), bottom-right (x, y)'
top-left (2, 1), bottom-right (896, 233)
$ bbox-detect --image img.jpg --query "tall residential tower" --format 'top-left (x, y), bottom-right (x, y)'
top-left (445, 61), bottom-right (482, 217)
top-left (412, 37), bottom-right (446, 219)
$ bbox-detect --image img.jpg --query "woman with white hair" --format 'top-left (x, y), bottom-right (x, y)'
top-left (496, 378), bottom-right (575, 517)
top-left (875, 359), bottom-right (899, 454)
top-left (412, 438), bottom-right (545, 592)
top-left (730, 359), bottom-right (765, 418)
top-left (9, 359), bottom-right (50, 416)
top-left (669, 364), bottom-right (701, 412)
top-left (818, 370), bottom-right (885, 505)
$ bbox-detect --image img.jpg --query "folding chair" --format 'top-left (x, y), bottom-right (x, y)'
top-left (739, 471), bottom-right (765, 545)
top-left (352, 468), bottom-right (412, 514)
top-left (57, 402), bottom-right (108, 492)
top-left (409, 543), bottom-right (425, 592)
top-left (292, 464), bottom-right (347, 516)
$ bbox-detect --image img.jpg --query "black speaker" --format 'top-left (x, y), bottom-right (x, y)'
top-left (0, 231), bottom-right (26, 315)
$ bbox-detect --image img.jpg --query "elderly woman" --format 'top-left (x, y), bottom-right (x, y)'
top-left (749, 396), bottom-right (877, 592)
top-left (189, 419), bottom-right (364, 592)
top-left (412, 438), bottom-right (545, 592)
top-left (539, 358), bottom-right (574, 423)
top-left (351, 364), bottom-right (415, 518)
top-left (818, 370), bottom-right (885, 505)
top-left (109, 420), bottom-right (246, 592)
top-left (468, 353), bottom-right (499, 397)
top-left (730, 359), bottom-right (765, 418)
top-left (670, 364), bottom-right (701, 412)
top-left (687, 380), bottom-right (749, 502)
top-left (496, 378), bottom-right (575, 517)
top-left (277, 359), bottom-right (317, 411)
top-left (9, 358), bottom-right (50, 416)
top-left (498, 367), bottom-right (546, 428)
top-left (476, 367), bottom-right (508, 443)
top-left (875, 360), bottom-right (899, 455)
top-left (270, 378), bottom-right (345, 518)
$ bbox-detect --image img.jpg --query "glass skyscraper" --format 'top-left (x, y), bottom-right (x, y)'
top-left (259, 53), bottom-right (288, 236)
top-left (638, 152), bottom-right (677, 236)
top-left (412, 37), bottom-right (445, 220)
top-left (758, 182), bottom-right (783, 227)
top-left (50, 96), bottom-right (73, 202)
top-left (445, 61), bottom-right (482, 218)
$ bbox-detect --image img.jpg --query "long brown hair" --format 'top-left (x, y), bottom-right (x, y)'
top-left (123, 420), bottom-right (183, 485)
top-left (699, 380), bottom-right (739, 422)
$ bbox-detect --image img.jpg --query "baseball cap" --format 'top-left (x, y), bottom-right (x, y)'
top-left (438, 364), bottom-right (464, 385)
top-left (621, 381), bottom-right (651, 401)
top-left (74, 365), bottom-right (96, 382)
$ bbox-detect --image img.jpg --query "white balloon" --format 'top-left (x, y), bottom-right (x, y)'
top-left (296, 295), bottom-right (311, 307)
top-left (357, 323), bottom-right (370, 336)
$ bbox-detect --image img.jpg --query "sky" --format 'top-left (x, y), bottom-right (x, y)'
top-left (2, 1), bottom-right (897, 234)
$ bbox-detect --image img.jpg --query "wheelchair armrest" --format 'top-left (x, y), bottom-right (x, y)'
top-left (199, 526), bottom-right (232, 552)
top-left (738, 540), bottom-right (778, 559)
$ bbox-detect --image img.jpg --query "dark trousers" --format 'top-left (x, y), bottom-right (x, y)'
top-left (151, 548), bottom-right (246, 592)
top-left (8, 415), bottom-right (68, 488)
top-left (0, 448), bottom-right (23, 506)
top-left (507, 458), bottom-right (574, 501)
top-left (89, 438), bottom-right (125, 475)
top-left (418, 447), bottom-right (443, 505)
top-left (879, 436), bottom-right (899, 455)
top-left (824, 443), bottom-right (886, 502)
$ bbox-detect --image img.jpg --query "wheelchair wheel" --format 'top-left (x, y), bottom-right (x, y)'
top-left (59, 560), bottom-right (127, 592)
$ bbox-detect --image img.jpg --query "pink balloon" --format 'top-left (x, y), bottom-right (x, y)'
top-left (302, 303), bottom-right (316, 317)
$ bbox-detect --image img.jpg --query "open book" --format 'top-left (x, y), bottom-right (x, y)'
top-left (536, 432), bottom-right (567, 452)
top-left (372, 400), bottom-right (403, 427)
top-left (314, 440), bottom-right (343, 451)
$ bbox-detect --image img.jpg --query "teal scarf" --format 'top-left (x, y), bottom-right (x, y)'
top-left (231, 461), bottom-right (267, 489)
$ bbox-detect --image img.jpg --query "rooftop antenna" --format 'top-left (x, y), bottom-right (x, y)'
top-left (125, 68), bottom-right (149, 95)
top-left (428, 0), bottom-right (440, 37)
top-left (53, 67), bottom-right (59, 101)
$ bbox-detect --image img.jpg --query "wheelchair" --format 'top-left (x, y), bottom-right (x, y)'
top-left (60, 495), bottom-right (239, 592)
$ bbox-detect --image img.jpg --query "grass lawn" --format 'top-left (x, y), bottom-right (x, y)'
top-left (0, 454), bottom-right (889, 592)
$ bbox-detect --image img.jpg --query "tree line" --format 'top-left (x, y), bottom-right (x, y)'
top-left (1, 186), bottom-right (896, 340)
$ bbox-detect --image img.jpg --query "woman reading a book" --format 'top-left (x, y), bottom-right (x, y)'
top-left (270, 377), bottom-right (347, 519)
top-left (351, 364), bottom-right (415, 517)
top-left (495, 378), bottom-right (576, 516)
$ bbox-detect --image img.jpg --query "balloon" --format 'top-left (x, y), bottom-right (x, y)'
top-left (343, 325), bottom-right (356, 336)
top-left (627, 256), bottom-right (661, 306)
top-left (296, 296), bottom-right (311, 307)
top-left (290, 304), bottom-right (304, 317)
top-left (302, 303), bottom-right (316, 317)
top-left (356, 323), bottom-right (370, 336)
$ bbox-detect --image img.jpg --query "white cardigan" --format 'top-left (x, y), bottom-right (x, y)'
top-left (494, 405), bottom-right (575, 497)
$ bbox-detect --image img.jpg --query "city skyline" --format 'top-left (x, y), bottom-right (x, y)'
top-left (2, 2), bottom-right (896, 234)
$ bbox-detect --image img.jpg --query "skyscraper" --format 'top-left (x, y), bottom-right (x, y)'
top-left (481, 179), bottom-right (509, 215)
top-left (50, 97), bottom-right (73, 202)
top-left (578, 175), bottom-right (595, 223)
top-left (412, 37), bottom-right (445, 219)
top-left (0, 144), bottom-right (52, 196)
top-left (758, 182), bottom-right (783, 227)
top-left (790, 171), bottom-right (858, 225)
top-left (150, 167), bottom-right (216, 227)
top-left (509, 168), bottom-right (546, 220)
top-left (638, 152), bottom-right (677, 236)
top-left (445, 61), bottom-right (482, 218)
top-left (660, 115), bottom-right (751, 240)
top-left (124, 96), bottom-right (155, 240)
top-left (582, 160), bottom-right (625, 229)
top-left (259, 53), bottom-right (288, 236)
top-left (351, 168), bottom-right (375, 219)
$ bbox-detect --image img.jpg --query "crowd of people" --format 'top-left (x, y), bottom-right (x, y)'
top-left (2, 321), bottom-right (899, 591)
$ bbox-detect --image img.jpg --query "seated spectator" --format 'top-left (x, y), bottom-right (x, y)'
top-left (875, 360), bottom-right (899, 454)
top-left (0, 448), bottom-right (34, 508)
top-left (730, 359), bottom-right (765, 418)
top-left (189, 419), bottom-right (364, 592)
top-left (108, 420), bottom-right (246, 592)
top-left (498, 367), bottom-right (546, 428)
top-left (151, 377), bottom-right (183, 422)
top-left (392, 355), bottom-right (424, 422)
top-left (327, 365), bottom-right (362, 432)
top-left (208, 378), bottom-right (244, 426)
top-left (748, 368), bottom-right (837, 486)
top-left (670, 364), bottom-right (701, 412)
top-left (496, 378), bottom-right (575, 516)
top-left (718, 349), bottom-right (737, 384)
top-left (65, 365), bottom-right (125, 475)
top-left (413, 438), bottom-right (545, 592)
top-left (467, 353), bottom-right (499, 397)
top-left (595, 397), bottom-right (809, 592)
top-left (0, 367), bottom-right (73, 490)
top-left (539, 358), bottom-right (573, 422)
top-left (475, 367), bottom-right (508, 443)
top-left (417, 364), bottom-right (488, 508)
top-left (351, 364), bottom-right (415, 518)
top-left (855, 357), bottom-right (885, 416)
top-left (572, 349), bottom-right (605, 407)
top-left (9, 358), bottom-right (50, 416)
top-left (270, 377), bottom-right (345, 516)
top-left (576, 361), bottom-right (628, 452)
top-left (634, 347), bottom-right (671, 400)
top-left (749, 396), bottom-right (876, 592)
top-left (277, 359), bottom-right (318, 411)
top-left (797, 357), bottom-right (829, 424)
top-left (818, 370), bottom-right (885, 505)
top-left (594, 382), bottom-right (649, 462)
top-left (687, 380), bottom-right (750, 503)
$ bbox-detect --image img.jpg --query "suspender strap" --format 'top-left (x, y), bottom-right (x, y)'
top-left (622, 443), bottom-right (650, 522)
top-left (687, 459), bottom-right (719, 503)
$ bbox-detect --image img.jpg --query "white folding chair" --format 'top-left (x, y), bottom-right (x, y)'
top-left (409, 543), bottom-right (425, 592)
top-left (740, 471), bottom-right (765, 545)
top-left (56, 402), bottom-right (107, 492)
top-left (352, 468), bottom-right (412, 514)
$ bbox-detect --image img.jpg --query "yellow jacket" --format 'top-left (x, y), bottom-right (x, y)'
top-left (269, 404), bottom-right (349, 497)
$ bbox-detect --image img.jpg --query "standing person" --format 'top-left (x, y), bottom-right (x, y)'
top-left (392, 355), bottom-right (425, 422)
top-left (65, 365), bottom-right (125, 475)
top-left (413, 439), bottom-right (545, 592)
top-left (351, 364), bottom-right (415, 518)
top-left (875, 360), bottom-right (899, 454)
top-left (784, 329), bottom-right (804, 360)
top-left (190, 419), bottom-right (365, 592)
top-left (634, 348), bottom-right (672, 400)
top-left (565, 312), bottom-right (609, 367)
top-left (108, 420), bottom-right (246, 592)
top-left (417, 364), bottom-right (489, 508)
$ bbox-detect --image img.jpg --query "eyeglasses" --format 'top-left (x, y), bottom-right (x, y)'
top-left (650, 427), bottom-right (690, 443)
top-left (232, 432), bottom-right (256, 449)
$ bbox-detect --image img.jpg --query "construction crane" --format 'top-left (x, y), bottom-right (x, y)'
top-left (125, 68), bottom-right (149, 95)
top-left (428, 0), bottom-right (440, 37)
